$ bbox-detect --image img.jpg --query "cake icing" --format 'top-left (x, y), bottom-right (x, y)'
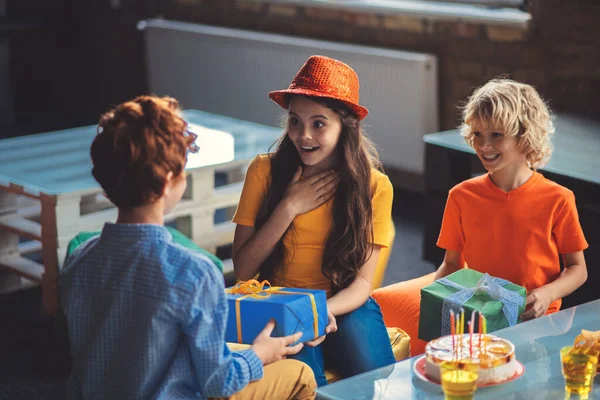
top-left (425, 334), bottom-right (519, 385)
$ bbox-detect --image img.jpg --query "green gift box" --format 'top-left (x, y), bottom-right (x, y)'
top-left (418, 269), bottom-right (526, 342)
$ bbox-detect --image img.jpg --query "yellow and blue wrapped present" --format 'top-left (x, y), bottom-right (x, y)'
top-left (225, 280), bottom-right (328, 345)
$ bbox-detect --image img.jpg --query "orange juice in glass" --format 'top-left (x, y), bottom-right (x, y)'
top-left (440, 361), bottom-right (479, 400)
top-left (560, 345), bottom-right (599, 396)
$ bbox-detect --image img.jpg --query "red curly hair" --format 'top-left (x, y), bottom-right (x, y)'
top-left (91, 95), bottom-right (198, 211)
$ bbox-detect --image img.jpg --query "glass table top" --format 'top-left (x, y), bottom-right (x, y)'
top-left (0, 109), bottom-right (281, 196)
top-left (316, 299), bottom-right (600, 399)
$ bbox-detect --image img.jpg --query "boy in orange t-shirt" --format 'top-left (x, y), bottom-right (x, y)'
top-left (435, 79), bottom-right (588, 320)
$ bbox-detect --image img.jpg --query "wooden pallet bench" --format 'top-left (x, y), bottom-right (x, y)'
top-left (0, 109), bottom-right (281, 314)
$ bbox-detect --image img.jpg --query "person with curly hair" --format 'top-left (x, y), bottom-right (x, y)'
top-left (434, 78), bottom-right (588, 320)
top-left (60, 95), bottom-right (316, 400)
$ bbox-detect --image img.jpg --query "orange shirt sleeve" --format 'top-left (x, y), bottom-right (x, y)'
top-left (232, 155), bottom-right (270, 227)
top-left (437, 188), bottom-right (465, 252)
top-left (371, 173), bottom-right (394, 248)
top-left (553, 190), bottom-right (589, 254)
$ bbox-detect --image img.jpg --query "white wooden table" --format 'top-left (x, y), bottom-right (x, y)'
top-left (0, 109), bottom-right (281, 314)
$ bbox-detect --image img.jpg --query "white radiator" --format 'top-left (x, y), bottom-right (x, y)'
top-left (140, 19), bottom-right (438, 183)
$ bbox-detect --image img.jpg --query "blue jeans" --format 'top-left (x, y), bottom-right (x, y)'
top-left (289, 297), bottom-right (396, 387)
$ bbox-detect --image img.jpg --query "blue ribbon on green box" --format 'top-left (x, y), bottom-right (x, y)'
top-left (418, 269), bottom-right (527, 341)
top-left (438, 273), bottom-right (525, 336)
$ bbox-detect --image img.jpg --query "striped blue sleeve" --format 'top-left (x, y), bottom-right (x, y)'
top-left (183, 257), bottom-right (263, 398)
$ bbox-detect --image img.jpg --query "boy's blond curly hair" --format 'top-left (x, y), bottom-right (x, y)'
top-left (460, 78), bottom-right (554, 169)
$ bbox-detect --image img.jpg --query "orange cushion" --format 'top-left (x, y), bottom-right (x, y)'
top-left (372, 272), bottom-right (436, 356)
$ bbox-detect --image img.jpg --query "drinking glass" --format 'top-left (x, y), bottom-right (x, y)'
top-left (440, 360), bottom-right (480, 400)
top-left (560, 345), bottom-right (599, 396)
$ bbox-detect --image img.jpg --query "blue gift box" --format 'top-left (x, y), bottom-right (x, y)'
top-left (225, 286), bottom-right (328, 345)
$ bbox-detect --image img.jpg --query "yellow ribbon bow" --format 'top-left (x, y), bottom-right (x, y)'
top-left (225, 279), bottom-right (320, 344)
top-left (228, 279), bottom-right (274, 297)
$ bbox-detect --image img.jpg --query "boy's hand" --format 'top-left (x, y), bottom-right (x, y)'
top-left (251, 320), bottom-right (304, 366)
top-left (522, 287), bottom-right (552, 320)
top-left (306, 310), bottom-right (337, 347)
top-left (283, 167), bottom-right (339, 216)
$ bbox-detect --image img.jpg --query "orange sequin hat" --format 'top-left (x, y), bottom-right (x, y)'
top-left (269, 55), bottom-right (369, 120)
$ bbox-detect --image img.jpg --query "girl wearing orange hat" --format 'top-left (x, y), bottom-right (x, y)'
top-left (232, 55), bottom-right (396, 386)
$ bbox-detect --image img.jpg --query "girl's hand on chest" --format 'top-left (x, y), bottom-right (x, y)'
top-left (283, 166), bottom-right (339, 216)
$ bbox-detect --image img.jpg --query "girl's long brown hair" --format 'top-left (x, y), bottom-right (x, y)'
top-left (255, 96), bottom-right (382, 293)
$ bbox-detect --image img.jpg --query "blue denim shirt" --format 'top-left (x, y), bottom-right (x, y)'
top-left (60, 223), bottom-right (263, 399)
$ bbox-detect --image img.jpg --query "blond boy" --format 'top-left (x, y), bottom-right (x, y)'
top-left (435, 79), bottom-right (588, 320)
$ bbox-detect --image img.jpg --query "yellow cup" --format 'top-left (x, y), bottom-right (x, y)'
top-left (440, 361), bottom-right (480, 400)
top-left (560, 345), bottom-right (599, 396)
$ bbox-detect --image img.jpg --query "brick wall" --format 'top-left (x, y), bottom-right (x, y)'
top-left (161, 0), bottom-right (600, 130)
top-left (7, 0), bottom-right (599, 135)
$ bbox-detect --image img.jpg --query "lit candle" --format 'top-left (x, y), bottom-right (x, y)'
top-left (468, 321), bottom-right (473, 358)
top-left (450, 310), bottom-right (455, 359)
top-left (479, 312), bottom-right (483, 350)
top-left (470, 311), bottom-right (476, 358)
top-left (482, 315), bottom-right (487, 353)
top-left (460, 308), bottom-right (465, 358)
top-left (482, 315), bottom-right (487, 335)
top-left (456, 314), bottom-right (460, 359)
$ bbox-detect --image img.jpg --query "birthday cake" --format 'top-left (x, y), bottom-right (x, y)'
top-left (424, 334), bottom-right (519, 385)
